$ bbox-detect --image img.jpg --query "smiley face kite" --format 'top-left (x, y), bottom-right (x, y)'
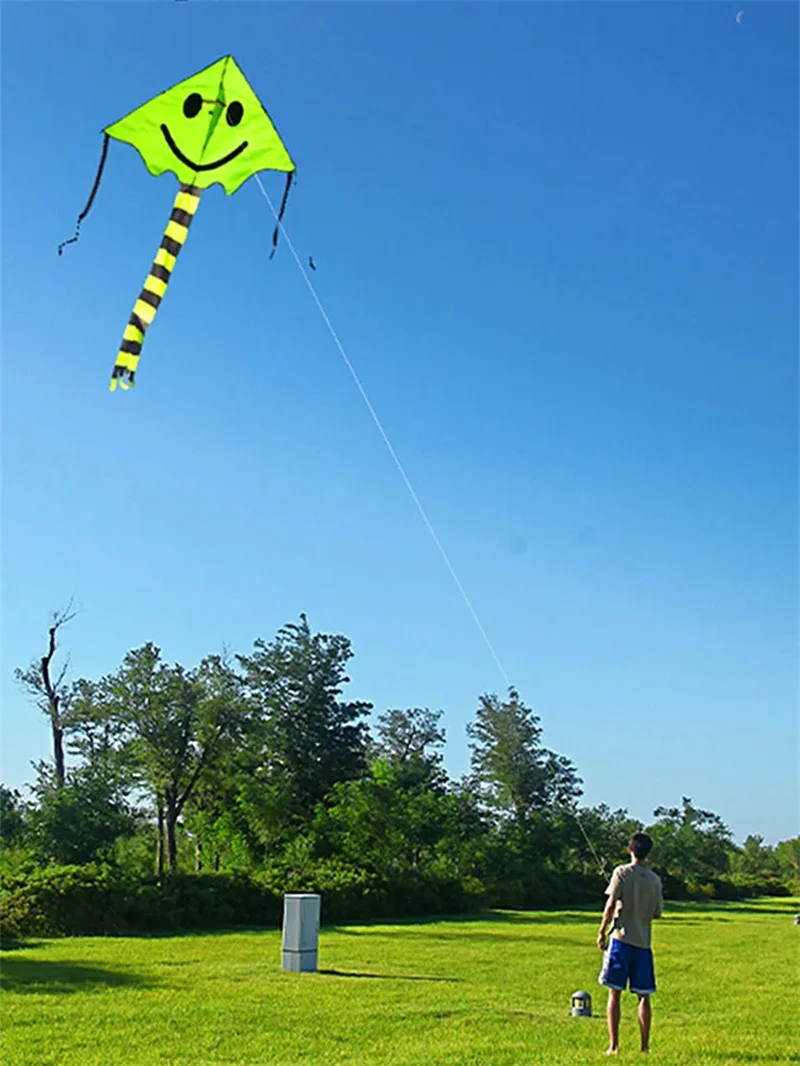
top-left (59, 55), bottom-right (295, 390)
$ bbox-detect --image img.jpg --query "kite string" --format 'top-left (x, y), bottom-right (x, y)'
top-left (254, 174), bottom-right (606, 877)
top-left (254, 174), bottom-right (510, 691)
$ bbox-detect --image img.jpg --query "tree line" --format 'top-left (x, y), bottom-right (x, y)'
top-left (3, 609), bottom-right (797, 915)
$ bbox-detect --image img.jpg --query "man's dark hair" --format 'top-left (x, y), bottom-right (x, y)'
top-left (630, 832), bottom-right (653, 860)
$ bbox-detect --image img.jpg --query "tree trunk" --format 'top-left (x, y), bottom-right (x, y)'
top-left (52, 721), bottom-right (66, 789)
top-left (166, 809), bottom-right (179, 873)
top-left (155, 803), bottom-right (165, 879)
top-left (213, 852), bottom-right (220, 872)
top-left (195, 837), bottom-right (203, 873)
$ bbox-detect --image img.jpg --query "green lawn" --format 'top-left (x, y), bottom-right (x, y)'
top-left (1, 897), bottom-right (797, 1065)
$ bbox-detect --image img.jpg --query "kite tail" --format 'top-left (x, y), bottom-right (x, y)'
top-left (110, 183), bottom-right (202, 392)
top-left (269, 170), bottom-right (294, 259)
top-left (57, 133), bottom-right (110, 255)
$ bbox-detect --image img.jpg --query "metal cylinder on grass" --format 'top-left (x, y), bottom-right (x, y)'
top-left (571, 990), bottom-right (592, 1017)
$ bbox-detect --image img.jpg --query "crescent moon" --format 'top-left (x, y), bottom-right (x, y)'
top-left (736, 10), bottom-right (744, 22)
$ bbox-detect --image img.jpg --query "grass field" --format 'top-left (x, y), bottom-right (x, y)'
top-left (1, 897), bottom-right (797, 1065)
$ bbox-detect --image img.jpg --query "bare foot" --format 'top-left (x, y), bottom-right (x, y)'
top-left (604, 1051), bottom-right (619, 1056)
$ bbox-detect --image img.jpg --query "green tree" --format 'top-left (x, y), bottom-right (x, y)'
top-left (467, 688), bottom-right (582, 824)
top-left (0, 785), bottom-right (28, 845)
top-left (774, 837), bottom-right (800, 889)
top-left (66, 676), bottom-right (132, 796)
top-left (91, 645), bottom-right (246, 875)
top-left (237, 615), bottom-right (371, 836)
top-left (646, 797), bottom-right (734, 884)
top-left (728, 834), bottom-right (781, 880)
top-left (430, 777), bottom-right (493, 879)
top-left (554, 804), bottom-right (643, 877)
top-left (373, 707), bottom-right (447, 789)
top-left (318, 758), bottom-right (452, 877)
top-left (26, 761), bottom-right (136, 865)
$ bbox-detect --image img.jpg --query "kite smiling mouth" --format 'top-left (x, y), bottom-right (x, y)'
top-left (161, 124), bottom-right (248, 171)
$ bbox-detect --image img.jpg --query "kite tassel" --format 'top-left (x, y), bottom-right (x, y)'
top-left (269, 170), bottom-right (294, 259)
top-left (58, 133), bottom-right (110, 255)
top-left (110, 183), bottom-right (202, 392)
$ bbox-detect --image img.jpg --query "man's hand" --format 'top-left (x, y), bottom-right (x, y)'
top-left (597, 931), bottom-right (608, 951)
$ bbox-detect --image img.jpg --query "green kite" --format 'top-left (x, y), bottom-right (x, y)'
top-left (59, 55), bottom-right (295, 391)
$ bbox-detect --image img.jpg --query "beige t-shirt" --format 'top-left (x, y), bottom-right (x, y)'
top-left (606, 862), bottom-right (663, 949)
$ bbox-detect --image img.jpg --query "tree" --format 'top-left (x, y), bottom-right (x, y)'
top-left (237, 615), bottom-right (371, 835)
top-left (373, 707), bottom-right (447, 786)
top-left (775, 838), bottom-right (800, 889)
top-left (94, 645), bottom-right (246, 875)
top-left (318, 758), bottom-right (453, 877)
top-left (729, 834), bottom-right (781, 880)
top-left (555, 803), bottom-right (643, 876)
top-left (646, 797), bottom-right (734, 884)
top-left (14, 604), bottom-right (77, 788)
top-left (467, 688), bottom-right (582, 823)
top-left (0, 785), bottom-right (28, 845)
top-left (26, 761), bottom-right (136, 865)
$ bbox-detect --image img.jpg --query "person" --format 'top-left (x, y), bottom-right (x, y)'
top-left (596, 832), bottom-right (664, 1055)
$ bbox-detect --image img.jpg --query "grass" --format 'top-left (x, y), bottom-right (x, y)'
top-left (1, 897), bottom-right (797, 1065)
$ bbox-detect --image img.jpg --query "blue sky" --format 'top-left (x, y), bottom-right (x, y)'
top-left (2, 1), bottom-right (797, 845)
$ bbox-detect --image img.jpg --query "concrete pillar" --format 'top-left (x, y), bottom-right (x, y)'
top-left (281, 893), bottom-right (321, 972)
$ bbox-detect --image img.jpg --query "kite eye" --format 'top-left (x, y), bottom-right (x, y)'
top-left (183, 93), bottom-right (202, 119)
top-left (226, 101), bottom-right (244, 127)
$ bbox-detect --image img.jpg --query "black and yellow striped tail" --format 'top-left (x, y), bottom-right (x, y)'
top-left (110, 183), bottom-right (202, 391)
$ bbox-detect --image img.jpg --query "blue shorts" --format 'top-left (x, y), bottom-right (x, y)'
top-left (598, 938), bottom-right (656, 995)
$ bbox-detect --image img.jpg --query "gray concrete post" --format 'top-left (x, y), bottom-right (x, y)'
top-left (281, 893), bottom-right (321, 972)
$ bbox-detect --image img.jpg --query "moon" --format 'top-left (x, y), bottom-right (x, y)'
top-left (736, 9), bottom-right (744, 22)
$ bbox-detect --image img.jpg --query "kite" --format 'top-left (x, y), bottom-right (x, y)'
top-left (59, 55), bottom-right (295, 391)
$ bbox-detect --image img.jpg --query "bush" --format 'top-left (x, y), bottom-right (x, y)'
top-left (482, 869), bottom-right (604, 911)
top-left (687, 880), bottom-right (716, 901)
top-left (1, 863), bottom-right (125, 937)
top-left (0, 860), bottom-right (487, 938)
top-left (0, 864), bottom-right (283, 938)
top-left (711, 875), bottom-right (791, 900)
top-left (659, 873), bottom-right (689, 900)
top-left (0, 844), bottom-right (40, 880)
top-left (485, 878), bottom-right (525, 910)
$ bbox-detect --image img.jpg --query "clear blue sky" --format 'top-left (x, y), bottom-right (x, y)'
top-left (2, 1), bottom-right (797, 845)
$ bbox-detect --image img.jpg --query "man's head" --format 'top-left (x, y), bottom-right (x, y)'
top-left (628, 832), bottom-right (653, 861)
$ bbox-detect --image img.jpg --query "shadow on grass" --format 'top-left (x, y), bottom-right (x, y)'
top-left (327, 908), bottom-right (599, 934)
top-left (340, 930), bottom-right (589, 949)
top-left (671, 917), bottom-right (734, 924)
top-left (0, 958), bottom-right (153, 995)
top-left (712, 904), bottom-right (797, 916)
top-left (0, 935), bottom-right (43, 952)
top-left (113, 910), bottom-right (600, 941)
top-left (700, 1054), bottom-right (800, 1063)
top-left (318, 969), bottom-right (462, 982)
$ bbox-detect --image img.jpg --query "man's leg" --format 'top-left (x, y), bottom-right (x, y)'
top-left (637, 993), bottom-right (651, 1052)
top-left (606, 988), bottom-right (622, 1053)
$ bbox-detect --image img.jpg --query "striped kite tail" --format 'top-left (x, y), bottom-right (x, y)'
top-left (110, 183), bottom-right (202, 391)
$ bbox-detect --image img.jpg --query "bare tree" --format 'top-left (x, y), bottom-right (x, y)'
top-left (14, 602), bottom-right (78, 789)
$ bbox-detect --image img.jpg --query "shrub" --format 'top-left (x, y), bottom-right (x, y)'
top-left (0, 864), bottom-right (284, 938)
top-left (711, 875), bottom-right (791, 900)
top-left (1, 863), bottom-right (125, 938)
top-left (0, 861), bottom-right (487, 938)
top-left (687, 881), bottom-right (716, 901)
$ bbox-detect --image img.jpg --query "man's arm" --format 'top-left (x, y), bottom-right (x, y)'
top-left (597, 895), bottom-right (616, 950)
top-left (653, 883), bottom-right (663, 919)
